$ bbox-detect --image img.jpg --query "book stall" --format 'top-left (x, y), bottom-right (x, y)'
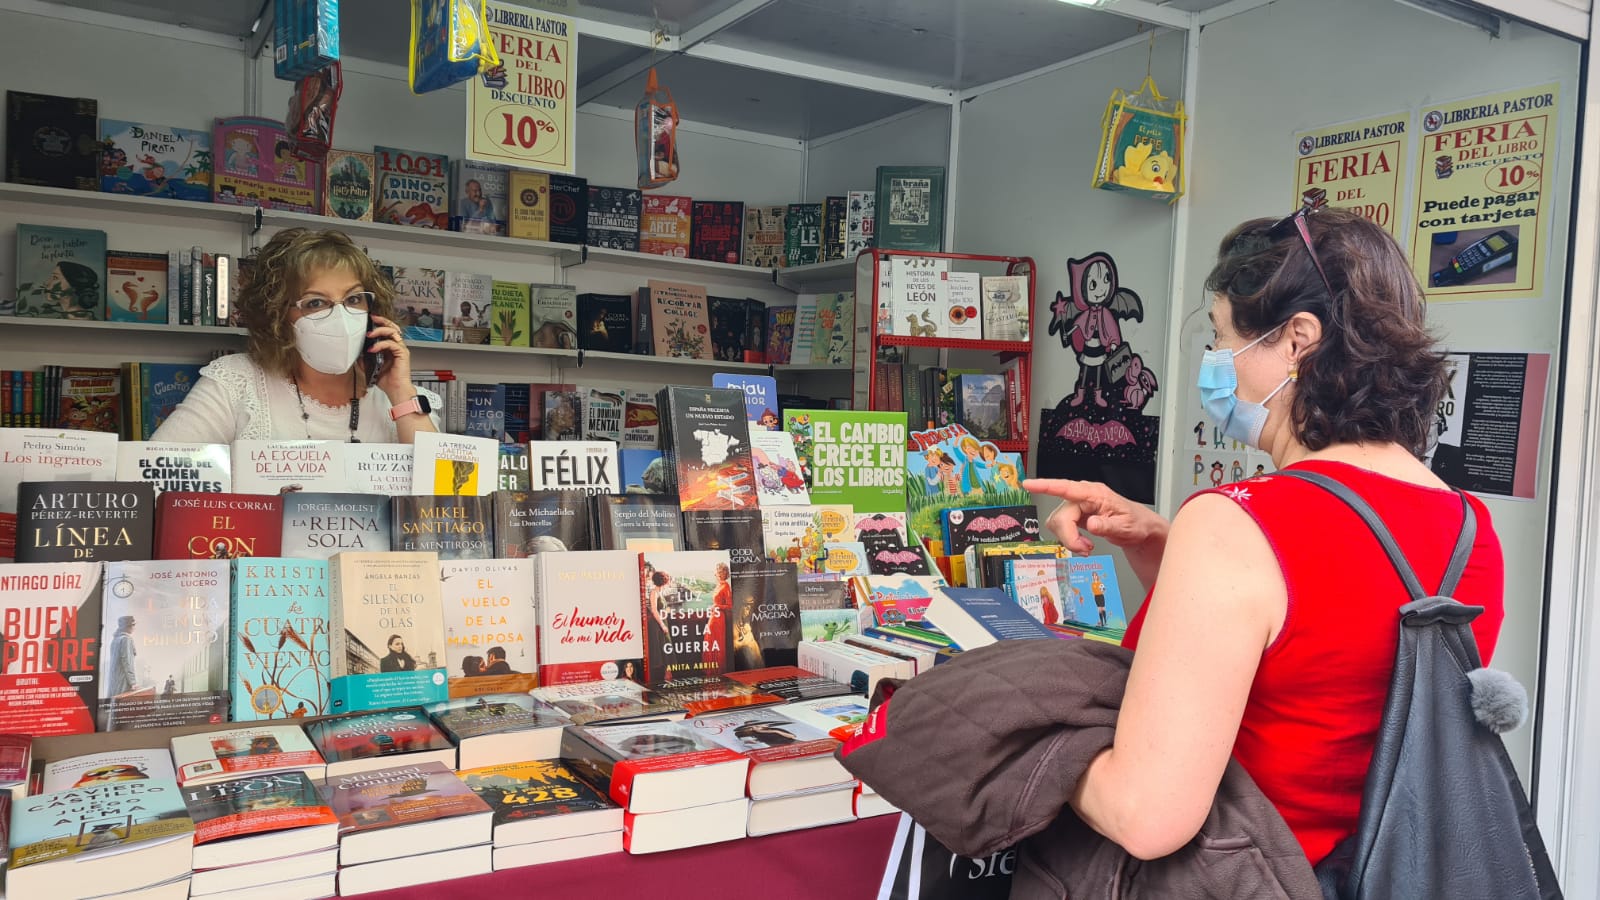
top-left (2, 0), bottom-right (1599, 897)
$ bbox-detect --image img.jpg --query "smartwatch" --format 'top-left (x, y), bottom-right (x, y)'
top-left (389, 393), bottom-right (433, 421)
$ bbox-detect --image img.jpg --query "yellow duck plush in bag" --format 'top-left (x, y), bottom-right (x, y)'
top-left (1114, 141), bottom-right (1177, 193)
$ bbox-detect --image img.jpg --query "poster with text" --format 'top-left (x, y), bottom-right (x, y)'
top-left (1428, 351), bottom-right (1549, 499)
top-left (467, 2), bottom-right (576, 174)
top-left (1292, 111), bottom-right (1409, 237)
top-left (1411, 83), bottom-right (1559, 301)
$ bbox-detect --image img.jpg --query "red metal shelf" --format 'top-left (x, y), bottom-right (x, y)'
top-left (878, 335), bottom-right (1031, 354)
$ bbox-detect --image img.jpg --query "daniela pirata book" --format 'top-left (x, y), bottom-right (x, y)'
top-left (230, 558), bottom-right (331, 721)
top-left (327, 551), bottom-right (449, 712)
top-left (99, 119), bottom-right (212, 202)
top-left (0, 562), bottom-right (103, 736)
top-left (98, 559), bottom-right (230, 732)
top-left (641, 549), bottom-right (733, 687)
top-left (441, 558), bottom-right (537, 697)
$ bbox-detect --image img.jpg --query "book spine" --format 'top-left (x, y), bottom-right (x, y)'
top-left (179, 249), bottom-right (194, 326)
top-left (1, 370), bottom-right (11, 427)
top-left (201, 252), bottom-right (216, 327)
top-left (167, 251), bottom-right (180, 325)
top-left (46, 365), bottom-right (61, 428)
top-left (21, 371), bottom-right (34, 428)
top-left (558, 726), bottom-right (622, 807)
top-left (216, 254), bottom-right (232, 327)
top-left (121, 363), bottom-right (137, 440)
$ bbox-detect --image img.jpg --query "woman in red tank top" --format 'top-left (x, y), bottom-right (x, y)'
top-left (1023, 207), bottom-right (1505, 865)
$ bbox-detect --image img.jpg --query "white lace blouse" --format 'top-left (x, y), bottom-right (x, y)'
top-left (150, 354), bottom-right (442, 443)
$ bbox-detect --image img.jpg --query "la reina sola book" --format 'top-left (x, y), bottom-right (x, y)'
top-left (0, 562), bottom-right (103, 736)
top-left (280, 492), bottom-right (391, 560)
top-left (230, 558), bottom-right (331, 721)
top-left (428, 693), bottom-right (572, 770)
top-left (98, 559), bottom-right (230, 731)
top-left (181, 771), bottom-right (337, 870)
top-left (171, 724), bottom-right (326, 786)
top-left (535, 550), bottom-right (644, 686)
top-left (441, 558), bottom-right (537, 697)
top-left (330, 761), bottom-right (493, 876)
top-left (327, 551), bottom-right (449, 712)
top-left (153, 491), bottom-right (282, 560)
top-left (8, 779), bottom-right (194, 900)
top-left (303, 706), bottom-right (457, 780)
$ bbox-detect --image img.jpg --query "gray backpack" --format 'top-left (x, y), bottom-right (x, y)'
top-left (1276, 469), bottom-right (1561, 900)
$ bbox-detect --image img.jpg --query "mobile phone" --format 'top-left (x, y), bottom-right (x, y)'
top-left (1430, 230), bottom-right (1518, 287)
top-left (361, 313), bottom-right (385, 384)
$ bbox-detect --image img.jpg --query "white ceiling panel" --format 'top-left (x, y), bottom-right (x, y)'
top-left (37, 0), bottom-right (262, 35)
top-left (1156, 0), bottom-right (1242, 9)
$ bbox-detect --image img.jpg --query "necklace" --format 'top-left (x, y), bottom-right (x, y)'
top-left (292, 371), bottom-right (362, 442)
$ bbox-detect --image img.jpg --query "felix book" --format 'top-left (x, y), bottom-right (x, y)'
top-left (280, 492), bottom-right (391, 559)
top-left (376, 146), bottom-right (449, 229)
top-left (323, 148), bottom-right (376, 220)
top-left (493, 490), bottom-right (592, 556)
top-left (658, 386), bottom-right (756, 511)
top-left (526, 440), bottom-right (619, 496)
top-left (440, 558), bottom-right (537, 697)
top-left (327, 551), bottom-right (449, 712)
top-left (641, 550), bottom-right (732, 686)
top-left (7, 90), bottom-right (99, 190)
top-left (153, 491), bottom-right (282, 560)
top-left (98, 559), bottom-right (230, 731)
top-left (99, 119), bottom-right (212, 202)
top-left (391, 495), bottom-right (494, 560)
top-left (230, 558), bottom-right (330, 721)
top-left (535, 551), bottom-right (644, 686)
top-left (14, 480), bottom-right (155, 563)
top-left (303, 707), bottom-right (457, 779)
top-left (0, 562), bottom-right (103, 736)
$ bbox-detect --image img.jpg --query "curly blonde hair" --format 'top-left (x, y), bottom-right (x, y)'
top-left (239, 228), bottom-right (395, 377)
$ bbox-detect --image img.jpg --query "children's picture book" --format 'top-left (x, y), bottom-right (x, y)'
top-left (906, 423), bottom-right (1030, 544)
top-left (659, 386), bottom-right (756, 510)
top-left (327, 551), bottom-right (449, 712)
top-left (764, 302), bottom-right (796, 364)
top-left (508, 170), bottom-right (551, 241)
top-left (942, 504), bottom-right (1040, 556)
top-left (411, 432), bottom-right (499, 497)
top-left (818, 541), bottom-right (871, 578)
top-left (784, 409), bottom-right (908, 513)
top-left (810, 292), bottom-right (855, 365)
top-left (98, 559), bottom-right (230, 731)
top-left (534, 552), bottom-right (646, 686)
top-left (390, 266), bottom-right (446, 341)
top-left (640, 194), bottom-right (692, 258)
top-left (529, 284), bottom-right (578, 349)
top-left (375, 146), bottom-right (449, 228)
top-left (743, 204), bottom-right (786, 268)
top-left (800, 607), bottom-right (856, 643)
top-left (490, 280), bottom-right (530, 347)
top-left (100, 119), bottom-right (211, 201)
top-left (586, 185), bottom-right (641, 251)
top-left (690, 201), bottom-right (744, 265)
top-left (230, 557), bottom-right (332, 720)
top-left (322, 148), bottom-right (376, 220)
top-left (0, 562), bottom-right (103, 736)
top-left (1063, 555), bottom-right (1128, 641)
top-left (212, 116), bottom-right (317, 212)
top-left (981, 274), bottom-right (1030, 341)
top-left (444, 271), bottom-right (492, 345)
top-left (104, 250), bottom-right (170, 323)
top-left (451, 159), bottom-right (508, 235)
top-left (124, 362), bottom-right (203, 439)
top-left (759, 504), bottom-right (849, 571)
top-left (712, 373), bottom-right (779, 431)
top-left (862, 573), bottom-right (943, 626)
top-left (441, 558), bottom-right (537, 696)
top-left (750, 430), bottom-right (811, 506)
top-left (640, 550), bottom-right (733, 686)
top-left (1004, 558), bottom-right (1065, 626)
top-left (7, 90), bottom-right (99, 190)
top-left (14, 224), bottom-right (107, 319)
top-left (866, 541), bottom-right (932, 577)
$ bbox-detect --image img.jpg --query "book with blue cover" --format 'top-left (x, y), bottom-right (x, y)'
top-left (465, 383), bottom-right (507, 441)
top-left (230, 558), bottom-right (332, 721)
top-left (99, 119), bottom-right (212, 202)
top-left (1063, 555), bottom-right (1128, 642)
top-left (924, 586), bottom-right (1058, 649)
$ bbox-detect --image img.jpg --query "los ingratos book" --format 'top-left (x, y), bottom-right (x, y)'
top-left (230, 557), bottom-right (331, 720)
top-left (0, 428), bottom-right (120, 554)
top-left (459, 759), bottom-right (621, 846)
top-left (330, 761), bottom-right (492, 864)
top-left (170, 724), bottom-right (326, 786)
top-left (391, 495), bottom-right (494, 559)
top-left (428, 695), bottom-right (573, 771)
top-left (14, 480), bottom-right (155, 563)
top-left (327, 551), bottom-right (449, 712)
top-left (441, 558), bottom-right (537, 696)
top-left (98, 559), bottom-right (229, 731)
top-left (7, 779), bottom-right (193, 900)
top-left (181, 771), bottom-right (338, 870)
top-left (152, 491), bottom-right (282, 560)
top-left (493, 490), bottom-right (593, 556)
top-left (280, 492), bottom-right (391, 559)
top-left (641, 550), bottom-right (733, 686)
top-left (99, 119), bottom-right (211, 202)
top-left (525, 440), bottom-right (620, 495)
top-left (115, 442), bottom-right (231, 495)
top-left (303, 707), bottom-right (457, 780)
top-left (375, 146), bottom-right (449, 229)
top-left (534, 550), bottom-right (644, 686)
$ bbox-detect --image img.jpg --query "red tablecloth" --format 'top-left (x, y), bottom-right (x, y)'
top-left (363, 815), bottom-right (901, 900)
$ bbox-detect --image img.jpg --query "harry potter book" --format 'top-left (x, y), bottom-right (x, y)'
top-left (6, 90), bottom-right (99, 190)
top-left (429, 695), bottom-right (573, 770)
top-left (14, 480), bottom-right (154, 563)
top-left (327, 551), bottom-right (449, 712)
top-left (0, 562), bottom-right (103, 735)
top-left (153, 491), bottom-right (282, 560)
top-left (280, 492), bottom-right (391, 559)
top-left (230, 557), bottom-right (331, 721)
top-left (181, 771), bottom-right (338, 870)
top-left (8, 779), bottom-right (193, 900)
top-left (458, 759), bottom-right (621, 852)
top-left (375, 146), bottom-right (449, 229)
top-left (323, 148), bottom-right (376, 220)
top-left (440, 558), bottom-right (536, 697)
top-left (98, 559), bottom-right (229, 731)
top-left (303, 706), bottom-right (457, 780)
top-left (549, 173), bottom-right (589, 245)
top-left (690, 200), bottom-right (744, 265)
top-left (493, 490), bottom-right (593, 556)
top-left (391, 495), bottom-right (494, 560)
top-left (586, 184), bottom-right (641, 251)
top-left (534, 551), bottom-right (645, 686)
top-left (170, 723), bottom-right (326, 787)
top-left (640, 549), bottom-right (733, 686)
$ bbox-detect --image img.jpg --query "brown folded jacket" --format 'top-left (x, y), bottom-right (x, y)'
top-left (837, 638), bottom-right (1322, 900)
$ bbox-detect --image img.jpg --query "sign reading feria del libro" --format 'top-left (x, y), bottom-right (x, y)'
top-left (1292, 112), bottom-right (1410, 238)
top-left (467, 2), bottom-right (576, 174)
top-left (1410, 83), bottom-right (1559, 301)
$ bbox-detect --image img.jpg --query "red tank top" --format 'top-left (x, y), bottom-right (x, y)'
top-left (1122, 460), bottom-right (1505, 865)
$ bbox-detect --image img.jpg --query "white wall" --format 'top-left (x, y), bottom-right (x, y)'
top-left (1177, 0), bottom-right (1582, 777)
top-left (804, 105), bottom-right (951, 203)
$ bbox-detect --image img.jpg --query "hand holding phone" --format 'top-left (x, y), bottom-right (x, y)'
top-left (362, 313), bottom-right (386, 385)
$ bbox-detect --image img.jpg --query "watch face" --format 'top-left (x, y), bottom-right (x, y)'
top-left (416, 394), bottom-right (432, 414)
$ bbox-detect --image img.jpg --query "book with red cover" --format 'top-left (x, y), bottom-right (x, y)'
top-left (182, 770), bottom-right (338, 868)
top-left (0, 562), bottom-right (103, 736)
top-left (639, 195), bottom-right (692, 258)
top-left (689, 201), bottom-right (744, 265)
top-left (154, 491), bottom-right (284, 560)
top-left (651, 674), bottom-right (782, 717)
top-left (302, 707), bottom-right (457, 780)
top-left (558, 721), bottom-right (748, 814)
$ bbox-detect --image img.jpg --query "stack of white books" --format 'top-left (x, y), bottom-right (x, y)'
top-left (458, 759), bottom-right (625, 870)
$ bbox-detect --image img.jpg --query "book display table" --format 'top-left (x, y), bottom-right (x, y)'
top-left (366, 815), bottom-right (900, 899)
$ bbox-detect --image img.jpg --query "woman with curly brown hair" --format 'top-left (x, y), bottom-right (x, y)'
top-left (153, 228), bottom-right (439, 443)
top-left (1023, 207), bottom-right (1506, 865)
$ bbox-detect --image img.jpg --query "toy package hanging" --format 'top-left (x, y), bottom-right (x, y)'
top-left (1091, 75), bottom-right (1186, 204)
top-left (275, 0), bottom-right (340, 81)
top-left (287, 62), bottom-right (342, 164)
top-left (636, 68), bottom-right (680, 190)
top-left (409, 0), bottom-right (500, 95)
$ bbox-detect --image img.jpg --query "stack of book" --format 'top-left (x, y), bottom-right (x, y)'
top-left (688, 705), bottom-right (857, 837)
top-left (181, 771), bottom-right (339, 900)
top-left (459, 759), bottom-right (625, 870)
top-left (329, 761), bottom-right (494, 895)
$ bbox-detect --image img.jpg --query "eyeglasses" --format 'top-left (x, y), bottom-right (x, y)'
top-left (1267, 190), bottom-right (1335, 299)
top-left (292, 291), bottom-right (374, 319)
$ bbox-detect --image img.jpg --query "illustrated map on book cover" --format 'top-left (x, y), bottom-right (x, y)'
top-left (441, 558), bottom-right (536, 696)
top-left (785, 410), bottom-right (908, 514)
top-left (231, 558), bottom-right (331, 720)
top-left (661, 386), bottom-right (756, 510)
top-left (0, 562), bottom-right (103, 735)
top-left (99, 119), bottom-right (212, 202)
top-left (641, 550), bottom-right (732, 686)
top-left (99, 559), bottom-right (229, 731)
top-left (328, 552), bottom-right (448, 712)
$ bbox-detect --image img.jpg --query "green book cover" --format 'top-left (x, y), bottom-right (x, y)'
top-left (874, 166), bottom-right (946, 252)
top-left (490, 280), bottom-right (530, 347)
top-left (784, 409), bottom-right (909, 513)
top-left (783, 203), bottom-right (822, 267)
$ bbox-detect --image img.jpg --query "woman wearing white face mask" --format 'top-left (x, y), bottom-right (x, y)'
top-left (1021, 206), bottom-right (1505, 868)
top-left (153, 229), bottom-right (440, 444)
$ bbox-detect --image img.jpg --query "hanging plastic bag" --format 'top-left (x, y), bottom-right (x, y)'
top-left (287, 62), bottom-right (342, 164)
top-left (1092, 75), bottom-right (1186, 204)
top-left (636, 68), bottom-right (680, 189)
top-left (409, 0), bottom-right (500, 95)
top-left (275, 0), bottom-right (340, 81)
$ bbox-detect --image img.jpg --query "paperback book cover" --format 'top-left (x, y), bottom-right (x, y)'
top-left (390, 265), bottom-right (446, 341)
top-left (549, 174), bottom-right (589, 245)
top-left (586, 185), bottom-right (642, 252)
top-left (529, 679), bottom-right (680, 724)
top-left (494, 490), bottom-right (593, 556)
top-left (660, 386), bottom-right (756, 510)
top-left (823, 196), bottom-right (847, 260)
top-left (576, 293), bottom-right (633, 353)
top-left (322, 148), bottom-right (376, 220)
top-left (810, 291), bottom-right (855, 365)
top-left (0, 562), bottom-right (103, 736)
top-left (784, 410), bottom-right (909, 513)
top-left (943, 270), bottom-right (983, 340)
top-left (641, 550), bottom-right (733, 686)
top-left (640, 194), bottom-right (692, 258)
top-left (593, 495), bottom-right (683, 552)
top-left (688, 706), bottom-right (838, 765)
top-left (681, 509), bottom-right (764, 555)
top-left (99, 119), bottom-right (211, 201)
top-left (499, 445), bottom-right (530, 493)
top-left (559, 721), bottom-right (745, 812)
top-left (743, 205), bottom-right (786, 268)
top-left (230, 558), bottom-right (331, 720)
top-left (650, 673), bottom-right (779, 717)
top-left (490, 281), bottom-right (529, 347)
top-left (529, 284), bottom-right (578, 349)
top-left (57, 365), bottom-right (122, 433)
top-left (875, 165), bottom-right (946, 252)
top-left (459, 759), bottom-right (618, 833)
top-left (1004, 558), bottom-right (1065, 627)
top-left (9, 779), bottom-right (192, 871)
top-left (690, 201), bottom-right (744, 265)
top-left (327, 551), bottom-right (449, 712)
top-left (342, 444), bottom-right (415, 495)
top-left (729, 559), bottom-right (801, 669)
top-left (375, 146), bottom-right (449, 229)
top-left (846, 190), bottom-right (875, 256)
top-left (304, 707), bottom-right (455, 769)
top-left (39, 748), bottom-right (176, 794)
top-left (117, 442), bottom-right (230, 495)
top-left (451, 159), bottom-right (509, 235)
top-left (465, 383), bottom-right (507, 441)
top-left (182, 770), bottom-right (335, 848)
top-left (1063, 555), bottom-right (1128, 641)
top-left (444, 271), bottom-right (493, 344)
top-left (783, 203), bottom-right (822, 267)
top-left (391, 495), bottom-right (494, 559)
top-left (981, 275), bottom-right (1030, 342)
top-left (104, 250), bottom-right (170, 323)
top-left (646, 279), bottom-right (712, 359)
top-left (152, 491), bottom-right (281, 560)
top-left (526, 441), bottom-right (620, 496)
top-left (330, 761), bottom-right (491, 836)
top-left (212, 116), bottom-right (317, 212)
top-left (13, 224), bottom-right (107, 320)
top-left (955, 374), bottom-right (1009, 440)
top-left (98, 559), bottom-right (229, 731)
top-left (620, 449), bottom-right (664, 494)
top-left (623, 390), bottom-right (661, 449)
top-left (507, 170), bottom-right (551, 241)
top-left (441, 558), bottom-right (537, 696)
top-left (6, 90), bottom-right (99, 190)
top-left (411, 432), bottom-right (499, 497)
top-left (427, 694), bottom-right (572, 768)
top-left (280, 492), bottom-right (391, 559)
top-left (535, 551), bottom-right (645, 686)
top-left (764, 303), bottom-right (796, 364)
top-left (15, 480), bottom-right (155, 563)
top-left (230, 440), bottom-right (343, 495)
top-left (583, 388), bottom-right (625, 442)
top-left (171, 724), bottom-right (325, 786)
top-left (709, 297), bottom-right (750, 362)
top-left (724, 666), bottom-right (856, 702)
top-left (751, 430), bottom-right (810, 506)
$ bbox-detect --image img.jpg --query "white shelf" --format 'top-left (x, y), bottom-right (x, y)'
top-left (575, 245), bottom-right (780, 285)
top-left (0, 182), bottom-right (256, 225)
top-left (0, 316), bottom-right (246, 337)
top-left (257, 209), bottom-right (585, 266)
top-left (774, 258), bottom-right (859, 291)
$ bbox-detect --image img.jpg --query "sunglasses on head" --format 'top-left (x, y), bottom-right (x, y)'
top-left (1266, 189), bottom-right (1336, 299)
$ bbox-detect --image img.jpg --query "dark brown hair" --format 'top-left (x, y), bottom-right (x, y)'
top-left (239, 229), bottom-right (395, 377)
top-left (1204, 208), bottom-right (1446, 456)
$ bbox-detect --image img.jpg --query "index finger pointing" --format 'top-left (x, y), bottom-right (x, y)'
top-left (1021, 478), bottom-right (1103, 503)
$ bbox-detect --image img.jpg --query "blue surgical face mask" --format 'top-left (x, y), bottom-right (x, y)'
top-left (1197, 326), bottom-right (1293, 451)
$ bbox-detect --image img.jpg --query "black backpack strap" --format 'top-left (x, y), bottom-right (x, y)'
top-left (1271, 468), bottom-right (1476, 601)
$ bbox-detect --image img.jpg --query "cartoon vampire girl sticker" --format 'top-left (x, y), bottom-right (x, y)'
top-left (1049, 253), bottom-right (1146, 408)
